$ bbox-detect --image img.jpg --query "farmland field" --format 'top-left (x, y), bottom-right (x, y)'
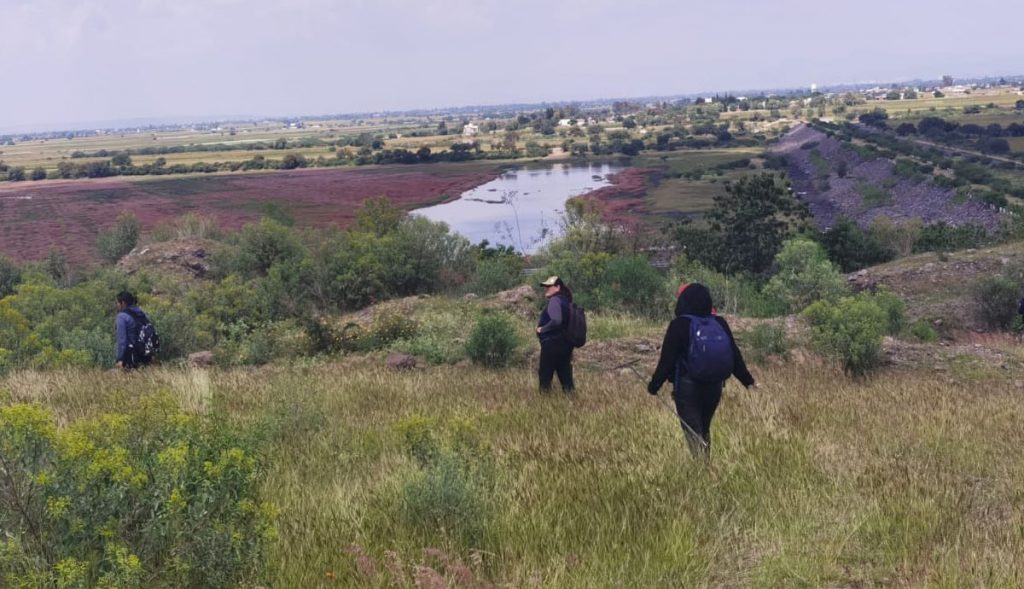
top-left (0, 164), bottom-right (504, 264)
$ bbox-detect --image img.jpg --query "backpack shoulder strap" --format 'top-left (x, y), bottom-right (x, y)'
top-left (124, 308), bottom-right (150, 325)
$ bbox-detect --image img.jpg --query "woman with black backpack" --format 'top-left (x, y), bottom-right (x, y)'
top-left (647, 283), bottom-right (755, 458)
top-left (536, 276), bottom-right (575, 394)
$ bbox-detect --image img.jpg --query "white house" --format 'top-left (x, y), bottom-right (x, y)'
top-left (463, 123), bottom-right (479, 137)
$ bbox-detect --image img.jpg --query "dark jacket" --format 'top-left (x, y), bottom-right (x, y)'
top-left (116, 306), bottom-right (149, 364)
top-left (648, 284), bottom-right (754, 393)
top-left (537, 293), bottom-right (570, 343)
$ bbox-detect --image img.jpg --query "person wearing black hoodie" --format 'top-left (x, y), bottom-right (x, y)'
top-left (647, 283), bottom-right (755, 457)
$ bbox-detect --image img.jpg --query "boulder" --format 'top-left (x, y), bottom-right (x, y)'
top-left (188, 351), bottom-right (214, 367)
top-left (386, 353), bottom-right (417, 370)
top-left (493, 285), bottom-right (537, 317)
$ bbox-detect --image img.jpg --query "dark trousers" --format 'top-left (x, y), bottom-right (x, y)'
top-left (672, 376), bottom-right (723, 458)
top-left (538, 337), bottom-right (574, 393)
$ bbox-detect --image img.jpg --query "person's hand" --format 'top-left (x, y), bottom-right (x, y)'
top-left (116, 361), bottom-right (123, 369)
top-left (747, 382), bottom-right (760, 390)
top-left (647, 381), bottom-right (659, 396)
top-left (536, 327), bottom-right (542, 334)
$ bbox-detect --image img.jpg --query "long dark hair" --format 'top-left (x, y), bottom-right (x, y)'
top-left (555, 279), bottom-right (573, 303)
top-left (116, 291), bottom-right (137, 307)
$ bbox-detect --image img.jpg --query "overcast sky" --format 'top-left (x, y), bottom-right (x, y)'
top-left (2, 0), bottom-right (1021, 131)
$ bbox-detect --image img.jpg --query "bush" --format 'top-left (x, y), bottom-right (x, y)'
top-left (396, 416), bottom-right (495, 547)
top-left (367, 310), bottom-right (419, 347)
top-left (740, 323), bottom-right (789, 364)
top-left (593, 255), bottom-right (670, 318)
top-left (0, 399), bottom-right (275, 588)
top-left (820, 217), bottom-right (894, 271)
top-left (910, 319), bottom-right (939, 342)
top-left (392, 308), bottom-right (467, 365)
top-left (763, 238), bottom-right (848, 313)
top-left (868, 216), bottom-right (921, 258)
top-left (801, 293), bottom-right (889, 375)
top-left (96, 212), bottom-right (141, 263)
top-left (673, 257), bottom-right (775, 317)
top-left (466, 312), bottom-right (519, 367)
top-left (465, 256), bottom-right (522, 295)
top-left (872, 287), bottom-right (906, 335)
top-left (973, 275), bottom-right (1020, 329)
top-left (912, 222), bottom-right (989, 253)
top-left (0, 255), bottom-right (21, 298)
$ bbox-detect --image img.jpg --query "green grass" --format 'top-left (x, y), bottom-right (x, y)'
top-left (857, 181), bottom-right (891, 209)
top-left (634, 149), bottom-right (759, 176)
top-left (808, 149), bottom-right (830, 179)
top-left (6, 358), bottom-right (1024, 587)
top-left (647, 177), bottom-right (728, 215)
top-left (1009, 137), bottom-right (1024, 155)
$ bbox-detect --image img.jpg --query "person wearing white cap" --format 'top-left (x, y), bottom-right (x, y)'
top-left (536, 275), bottom-right (575, 393)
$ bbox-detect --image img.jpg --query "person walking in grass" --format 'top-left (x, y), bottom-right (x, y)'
top-left (536, 276), bottom-right (575, 394)
top-left (115, 291), bottom-right (157, 370)
top-left (647, 283), bottom-right (755, 458)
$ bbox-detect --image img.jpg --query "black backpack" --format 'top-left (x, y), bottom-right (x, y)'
top-left (125, 309), bottom-right (160, 359)
top-left (563, 301), bottom-right (587, 348)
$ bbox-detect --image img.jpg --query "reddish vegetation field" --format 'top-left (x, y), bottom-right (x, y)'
top-left (580, 167), bottom-right (657, 227)
top-left (0, 166), bottom-right (501, 264)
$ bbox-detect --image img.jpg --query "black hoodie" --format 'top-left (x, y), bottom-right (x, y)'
top-left (648, 284), bottom-right (754, 393)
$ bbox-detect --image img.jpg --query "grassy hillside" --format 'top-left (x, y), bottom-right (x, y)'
top-left (4, 306), bottom-right (1024, 587)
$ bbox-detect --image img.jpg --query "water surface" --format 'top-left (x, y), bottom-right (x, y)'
top-left (416, 162), bottom-right (622, 253)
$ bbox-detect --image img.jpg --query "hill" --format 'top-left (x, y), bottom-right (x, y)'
top-left (772, 125), bottom-right (1002, 230)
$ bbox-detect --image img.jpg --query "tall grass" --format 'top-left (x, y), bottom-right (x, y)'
top-left (4, 359), bottom-right (1024, 587)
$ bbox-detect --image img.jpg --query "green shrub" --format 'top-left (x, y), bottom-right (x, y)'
top-left (763, 238), bottom-right (848, 313)
top-left (392, 308), bottom-right (467, 365)
top-left (912, 222), bottom-right (989, 253)
top-left (96, 212), bottom-right (141, 263)
top-left (465, 256), bottom-right (522, 295)
top-left (367, 310), bottom-right (419, 348)
top-left (395, 416), bottom-right (495, 547)
top-left (466, 313), bottom-right (519, 367)
top-left (607, 255), bottom-right (669, 317)
top-left (741, 323), bottom-right (789, 364)
top-left (0, 255), bottom-right (21, 298)
top-left (221, 218), bottom-right (305, 277)
top-left (910, 319), bottom-right (939, 342)
top-left (820, 217), bottom-right (894, 271)
top-left (801, 293), bottom-right (889, 375)
top-left (0, 399), bottom-right (275, 588)
top-left (672, 257), bottom-right (775, 317)
top-left (973, 275), bottom-right (1020, 329)
top-left (872, 287), bottom-right (906, 335)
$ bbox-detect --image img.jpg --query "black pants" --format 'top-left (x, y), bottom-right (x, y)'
top-left (538, 337), bottom-right (574, 393)
top-left (672, 376), bottom-right (723, 458)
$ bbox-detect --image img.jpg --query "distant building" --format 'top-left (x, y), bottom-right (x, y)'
top-left (462, 123), bottom-right (479, 137)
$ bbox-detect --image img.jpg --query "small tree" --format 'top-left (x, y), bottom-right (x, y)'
top-left (30, 167), bottom-right (46, 181)
top-left (820, 217), bottom-right (894, 271)
top-left (704, 173), bottom-right (809, 274)
top-left (763, 238), bottom-right (848, 313)
top-left (96, 212), bottom-right (141, 263)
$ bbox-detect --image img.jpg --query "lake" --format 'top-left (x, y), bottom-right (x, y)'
top-left (415, 162), bottom-right (623, 253)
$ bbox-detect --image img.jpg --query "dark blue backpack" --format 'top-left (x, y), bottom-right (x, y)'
top-left (680, 315), bottom-right (734, 383)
